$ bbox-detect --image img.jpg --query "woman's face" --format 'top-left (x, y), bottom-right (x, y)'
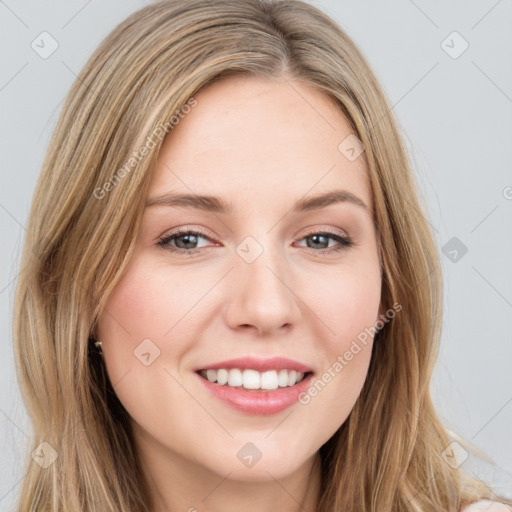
top-left (97, 74), bottom-right (382, 484)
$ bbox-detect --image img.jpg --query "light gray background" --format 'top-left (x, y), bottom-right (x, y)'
top-left (1, 0), bottom-right (511, 509)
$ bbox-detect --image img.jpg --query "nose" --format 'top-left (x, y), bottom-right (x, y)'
top-left (224, 243), bottom-right (301, 337)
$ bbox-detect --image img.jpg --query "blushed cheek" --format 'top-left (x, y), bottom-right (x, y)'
top-left (329, 270), bottom-right (380, 408)
top-left (312, 275), bottom-right (378, 418)
top-left (96, 264), bottom-right (161, 383)
top-left (99, 258), bottom-right (174, 341)
top-left (98, 260), bottom-right (206, 383)
top-left (308, 268), bottom-right (381, 346)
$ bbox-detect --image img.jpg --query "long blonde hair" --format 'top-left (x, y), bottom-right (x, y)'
top-left (12, 0), bottom-right (509, 510)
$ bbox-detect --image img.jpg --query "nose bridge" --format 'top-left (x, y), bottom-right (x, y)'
top-left (225, 232), bottom-right (300, 334)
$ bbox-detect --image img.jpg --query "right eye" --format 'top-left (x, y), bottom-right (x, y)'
top-left (157, 228), bottom-right (217, 255)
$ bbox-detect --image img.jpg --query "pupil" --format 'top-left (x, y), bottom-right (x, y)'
top-left (178, 234), bottom-right (197, 249)
top-left (309, 234), bottom-right (327, 249)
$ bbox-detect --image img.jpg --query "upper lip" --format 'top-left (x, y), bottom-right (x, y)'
top-left (195, 356), bottom-right (313, 374)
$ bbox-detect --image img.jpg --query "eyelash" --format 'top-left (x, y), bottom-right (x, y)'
top-left (156, 227), bottom-right (356, 257)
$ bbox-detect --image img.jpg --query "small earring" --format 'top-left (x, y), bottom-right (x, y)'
top-left (94, 340), bottom-right (103, 355)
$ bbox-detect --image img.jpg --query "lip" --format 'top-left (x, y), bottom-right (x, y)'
top-left (194, 369), bottom-right (314, 416)
top-left (194, 356), bottom-right (313, 373)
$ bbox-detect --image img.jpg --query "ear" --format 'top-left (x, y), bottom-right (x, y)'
top-left (89, 319), bottom-right (100, 340)
top-left (377, 303), bottom-right (385, 322)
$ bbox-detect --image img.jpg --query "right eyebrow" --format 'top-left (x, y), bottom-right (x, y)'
top-left (145, 193), bottom-right (233, 213)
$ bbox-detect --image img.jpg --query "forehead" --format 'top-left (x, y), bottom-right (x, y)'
top-left (149, 75), bottom-right (370, 212)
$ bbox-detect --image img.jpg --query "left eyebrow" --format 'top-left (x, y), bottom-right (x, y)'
top-left (293, 190), bottom-right (369, 213)
top-left (145, 189), bottom-right (369, 214)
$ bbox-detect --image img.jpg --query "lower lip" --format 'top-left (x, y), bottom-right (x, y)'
top-left (195, 371), bottom-right (314, 416)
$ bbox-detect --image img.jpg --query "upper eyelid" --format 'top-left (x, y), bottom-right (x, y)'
top-left (158, 227), bottom-right (351, 246)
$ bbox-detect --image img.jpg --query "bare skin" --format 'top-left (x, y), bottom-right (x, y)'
top-left (97, 74), bottom-right (383, 512)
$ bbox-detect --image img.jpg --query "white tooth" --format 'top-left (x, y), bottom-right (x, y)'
top-left (287, 370), bottom-right (297, 386)
top-left (260, 370), bottom-right (279, 390)
top-left (216, 368), bottom-right (229, 385)
top-left (278, 369), bottom-right (289, 387)
top-left (242, 369), bottom-right (261, 389)
top-left (214, 368), bottom-right (306, 389)
top-left (228, 368), bottom-right (243, 387)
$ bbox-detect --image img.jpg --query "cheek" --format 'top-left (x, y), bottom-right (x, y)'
top-left (98, 258), bottom-right (211, 351)
top-left (96, 255), bottom-right (229, 409)
top-left (297, 265), bottom-right (380, 413)
top-left (97, 266), bottom-right (160, 353)
top-left (305, 264), bottom-right (381, 345)
top-left (96, 260), bottom-right (203, 428)
top-left (96, 260), bottom-right (184, 384)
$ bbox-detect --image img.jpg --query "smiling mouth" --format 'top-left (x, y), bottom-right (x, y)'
top-left (197, 368), bottom-right (314, 392)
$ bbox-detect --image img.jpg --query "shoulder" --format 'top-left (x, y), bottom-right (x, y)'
top-left (462, 500), bottom-right (512, 511)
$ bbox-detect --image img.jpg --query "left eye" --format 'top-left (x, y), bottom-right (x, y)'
top-left (157, 229), bottom-right (355, 255)
top-left (296, 232), bottom-right (354, 251)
